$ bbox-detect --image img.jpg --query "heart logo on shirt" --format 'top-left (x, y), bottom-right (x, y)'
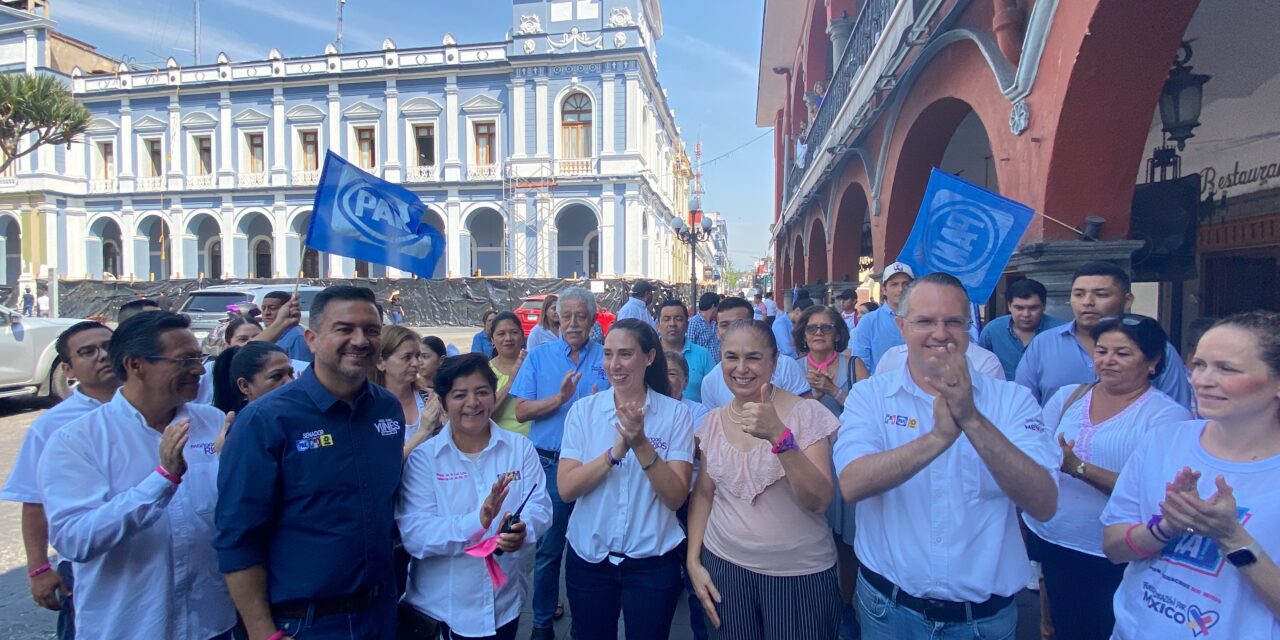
top-left (1185, 605), bottom-right (1219, 637)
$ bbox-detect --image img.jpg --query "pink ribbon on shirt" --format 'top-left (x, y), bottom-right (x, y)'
top-left (464, 535), bottom-right (508, 589)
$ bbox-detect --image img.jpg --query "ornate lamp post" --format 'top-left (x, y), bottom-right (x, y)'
top-left (672, 192), bottom-right (714, 302)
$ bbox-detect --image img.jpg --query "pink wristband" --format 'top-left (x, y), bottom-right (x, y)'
top-left (771, 428), bottom-right (798, 454)
top-left (266, 632), bottom-right (286, 640)
top-left (28, 563), bottom-right (51, 578)
top-left (1124, 523), bottom-right (1159, 558)
top-left (155, 465), bottom-right (181, 485)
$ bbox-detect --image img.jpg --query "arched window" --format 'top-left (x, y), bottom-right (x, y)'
top-left (561, 93), bottom-right (592, 159)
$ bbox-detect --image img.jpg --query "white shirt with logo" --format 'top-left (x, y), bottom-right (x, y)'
top-left (873, 343), bottom-right (1006, 380)
top-left (38, 392), bottom-right (235, 640)
top-left (396, 422), bottom-right (551, 638)
top-left (834, 365), bottom-right (1061, 601)
top-left (1102, 420), bottom-right (1280, 640)
top-left (561, 387), bottom-right (696, 562)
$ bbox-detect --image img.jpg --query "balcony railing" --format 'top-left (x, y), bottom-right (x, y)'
top-left (89, 178), bottom-right (116, 193)
top-left (293, 169), bottom-right (321, 186)
top-left (238, 172), bottom-right (267, 187)
top-left (188, 174), bottom-right (215, 189)
top-left (786, 0), bottom-right (904, 206)
top-left (405, 164), bottom-right (438, 182)
top-left (555, 158), bottom-right (595, 176)
top-left (0, 176), bottom-right (16, 190)
top-left (137, 175), bottom-right (165, 191)
top-left (467, 163), bottom-right (499, 181)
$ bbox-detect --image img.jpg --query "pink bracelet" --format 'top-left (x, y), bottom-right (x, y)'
top-left (27, 563), bottom-right (51, 579)
top-left (155, 465), bottom-right (181, 485)
top-left (1124, 523), bottom-right (1159, 558)
top-left (771, 428), bottom-right (799, 455)
top-left (266, 632), bottom-right (285, 640)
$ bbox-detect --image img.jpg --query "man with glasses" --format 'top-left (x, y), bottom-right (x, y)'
top-left (2, 321), bottom-right (119, 639)
top-left (835, 273), bottom-right (1060, 639)
top-left (38, 311), bottom-right (236, 638)
top-left (1014, 261), bottom-right (1192, 408)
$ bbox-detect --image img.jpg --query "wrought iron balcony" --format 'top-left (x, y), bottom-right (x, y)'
top-left (405, 164), bottom-right (438, 182)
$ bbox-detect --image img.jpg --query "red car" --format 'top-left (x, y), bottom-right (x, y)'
top-left (517, 294), bottom-right (616, 337)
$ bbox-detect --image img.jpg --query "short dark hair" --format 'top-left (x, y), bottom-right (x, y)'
top-left (697, 292), bottom-right (720, 312)
top-left (117, 299), bottom-right (160, 323)
top-left (793, 305), bottom-right (850, 354)
top-left (109, 311), bottom-right (192, 381)
top-left (420, 335), bottom-right (447, 358)
top-left (1089, 314), bottom-right (1169, 378)
top-left (1184, 316), bottom-right (1218, 358)
top-left (212, 341), bottom-right (288, 413)
top-left (664, 349), bottom-right (689, 378)
top-left (1072, 261), bottom-right (1131, 294)
top-left (309, 285), bottom-right (378, 330)
top-left (858, 301), bottom-right (880, 313)
top-left (263, 291), bottom-right (291, 306)
top-left (56, 321), bottom-right (111, 362)
top-left (607, 318), bottom-right (670, 396)
top-left (224, 316), bottom-right (262, 344)
top-left (433, 353), bottom-right (499, 411)
top-left (1008, 278), bottom-right (1048, 305)
top-left (717, 296), bottom-right (755, 317)
top-left (658, 298), bottom-right (688, 318)
top-left (838, 289), bottom-right (857, 301)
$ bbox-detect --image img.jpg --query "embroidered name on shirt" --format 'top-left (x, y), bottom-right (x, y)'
top-left (437, 471), bottom-right (468, 481)
top-left (648, 436), bottom-right (669, 451)
top-left (187, 441), bottom-right (217, 456)
top-left (296, 429), bottom-right (335, 451)
top-left (1022, 418), bottom-right (1048, 434)
top-left (374, 418), bottom-right (402, 437)
top-left (884, 414), bottom-right (917, 428)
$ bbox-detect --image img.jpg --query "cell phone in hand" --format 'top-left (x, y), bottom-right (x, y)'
top-left (494, 483), bottom-right (538, 556)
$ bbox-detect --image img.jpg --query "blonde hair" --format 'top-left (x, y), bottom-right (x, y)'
top-left (372, 325), bottom-right (424, 389)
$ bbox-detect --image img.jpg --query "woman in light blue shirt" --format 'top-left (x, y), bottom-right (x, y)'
top-left (1024, 314), bottom-right (1190, 640)
top-left (557, 319), bottom-right (695, 639)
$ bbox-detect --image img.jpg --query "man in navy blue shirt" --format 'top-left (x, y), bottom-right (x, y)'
top-left (216, 285), bottom-right (404, 640)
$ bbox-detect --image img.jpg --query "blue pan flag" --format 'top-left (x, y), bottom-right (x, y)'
top-left (897, 168), bottom-right (1034, 305)
top-left (305, 151), bottom-right (445, 278)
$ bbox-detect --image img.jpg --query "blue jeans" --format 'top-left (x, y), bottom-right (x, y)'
top-left (272, 592), bottom-right (397, 640)
top-left (531, 453), bottom-right (574, 629)
top-left (56, 560), bottom-right (74, 640)
top-left (856, 573), bottom-right (1017, 640)
top-left (565, 546), bottom-right (683, 640)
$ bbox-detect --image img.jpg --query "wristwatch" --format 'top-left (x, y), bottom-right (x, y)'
top-left (1226, 543), bottom-right (1261, 568)
top-left (1073, 461), bottom-right (1087, 478)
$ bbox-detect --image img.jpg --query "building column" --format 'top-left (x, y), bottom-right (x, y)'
top-left (328, 253), bottom-right (353, 278)
top-left (168, 95), bottom-right (184, 190)
top-left (534, 78), bottom-right (549, 157)
top-left (168, 206), bottom-right (184, 278)
top-left (601, 75), bottom-right (615, 155)
top-left (599, 190), bottom-right (616, 278)
top-left (537, 194), bottom-right (553, 277)
top-left (271, 89), bottom-right (288, 186)
top-left (443, 75), bottom-right (461, 181)
top-left (23, 28), bottom-right (36, 73)
top-left (624, 74), bottom-right (639, 153)
top-left (120, 208), bottom-right (137, 280)
top-left (384, 80), bottom-right (401, 182)
top-left (327, 82), bottom-right (342, 158)
top-left (272, 203), bottom-right (288, 277)
top-left (218, 91), bottom-right (234, 188)
top-left (624, 192), bottom-right (642, 276)
top-left (827, 14), bottom-right (856, 64)
top-left (1007, 240), bottom-right (1146, 321)
top-left (445, 198), bottom-right (462, 277)
top-left (511, 81), bottom-right (527, 158)
top-left (219, 206), bottom-right (235, 278)
top-left (119, 101), bottom-right (135, 191)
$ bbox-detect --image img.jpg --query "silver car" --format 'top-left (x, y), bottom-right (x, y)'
top-left (0, 303), bottom-right (78, 401)
top-left (179, 285), bottom-right (325, 348)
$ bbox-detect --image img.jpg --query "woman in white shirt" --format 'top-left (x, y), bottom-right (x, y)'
top-left (397, 353), bottom-right (552, 640)
top-left (526, 295), bottom-right (561, 350)
top-left (557, 318), bottom-right (696, 640)
top-left (1023, 314), bottom-right (1190, 639)
top-left (1102, 312), bottom-right (1280, 640)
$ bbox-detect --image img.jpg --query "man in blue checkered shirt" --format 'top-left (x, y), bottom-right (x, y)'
top-left (685, 292), bottom-right (721, 362)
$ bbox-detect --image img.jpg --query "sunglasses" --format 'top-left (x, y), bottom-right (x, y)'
top-left (804, 323), bottom-right (837, 335)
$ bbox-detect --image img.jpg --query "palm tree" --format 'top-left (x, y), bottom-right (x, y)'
top-left (0, 74), bottom-right (91, 176)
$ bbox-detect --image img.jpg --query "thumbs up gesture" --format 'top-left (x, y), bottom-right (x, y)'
top-left (739, 384), bottom-right (785, 445)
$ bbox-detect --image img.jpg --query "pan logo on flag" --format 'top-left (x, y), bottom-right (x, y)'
top-left (921, 195), bottom-right (1006, 278)
top-left (332, 166), bottom-right (437, 260)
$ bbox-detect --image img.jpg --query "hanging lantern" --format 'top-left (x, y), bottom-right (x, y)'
top-left (1158, 42), bottom-right (1211, 151)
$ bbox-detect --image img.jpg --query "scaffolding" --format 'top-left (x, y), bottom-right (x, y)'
top-left (502, 162), bottom-right (557, 278)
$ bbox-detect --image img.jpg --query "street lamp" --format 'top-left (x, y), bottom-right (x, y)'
top-left (1159, 41), bottom-right (1211, 151)
top-left (672, 192), bottom-right (714, 302)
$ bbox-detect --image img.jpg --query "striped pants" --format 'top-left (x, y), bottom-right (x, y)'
top-left (701, 549), bottom-right (842, 640)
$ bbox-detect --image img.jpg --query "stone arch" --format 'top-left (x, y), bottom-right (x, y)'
top-left (0, 212), bottom-right (20, 287)
top-left (85, 214), bottom-right (123, 280)
top-left (806, 215), bottom-right (828, 285)
top-left (464, 205), bottom-right (505, 276)
top-left (291, 210), bottom-right (323, 278)
top-left (236, 211), bottom-right (274, 278)
top-left (184, 212), bottom-right (223, 279)
top-left (134, 214), bottom-right (171, 280)
top-left (831, 174), bottom-right (870, 284)
top-left (790, 233), bottom-right (805, 293)
top-left (555, 203), bottom-right (600, 279)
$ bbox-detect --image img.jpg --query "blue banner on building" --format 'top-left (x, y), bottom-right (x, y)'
top-left (896, 168), bottom-right (1034, 304)
top-left (306, 151), bottom-right (445, 279)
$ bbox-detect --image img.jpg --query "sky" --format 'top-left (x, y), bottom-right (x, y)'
top-left (52, 0), bottom-right (774, 271)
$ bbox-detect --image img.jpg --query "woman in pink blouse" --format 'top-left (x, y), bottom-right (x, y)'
top-left (685, 319), bottom-right (842, 638)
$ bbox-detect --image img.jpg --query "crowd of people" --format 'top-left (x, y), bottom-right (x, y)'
top-left (1, 266), bottom-right (1278, 640)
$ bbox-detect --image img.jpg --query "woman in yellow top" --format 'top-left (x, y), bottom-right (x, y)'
top-left (488, 311), bottom-right (531, 437)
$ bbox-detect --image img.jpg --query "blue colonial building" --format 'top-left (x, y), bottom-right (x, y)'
top-left (0, 0), bottom-right (716, 287)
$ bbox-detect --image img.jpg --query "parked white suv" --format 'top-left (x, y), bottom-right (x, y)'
top-left (0, 303), bottom-right (77, 401)
top-left (178, 285), bottom-right (325, 349)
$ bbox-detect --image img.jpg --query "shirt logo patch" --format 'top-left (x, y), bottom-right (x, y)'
top-left (1162, 507), bottom-right (1251, 576)
top-left (296, 429), bottom-right (335, 451)
top-left (648, 436), bottom-right (669, 451)
top-left (497, 470), bottom-right (523, 482)
top-left (884, 414), bottom-right (917, 428)
top-left (188, 441), bottom-right (217, 456)
top-left (437, 471), bottom-right (468, 481)
top-left (1023, 419), bottom-right (1048, 434)
top-left (374, 418), bottom-right (402, 437)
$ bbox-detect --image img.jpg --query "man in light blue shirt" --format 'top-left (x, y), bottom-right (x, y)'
top-left (1015, 261), bottom-right (1192, 408)
top-left (510, 287), bottom-right (611, 639)
top-left (260, 291), bottom-right (313, 363)
top-left (851, 262), bottom-right (914, 377)
top-left (615, 280), bottom-right (657, 328)
top-left (772, 296), bottom-right (811, 358)
top-left (656, 298), bottom-right (714, 402)
top-left (979, 278), bottom-right (1065, 380)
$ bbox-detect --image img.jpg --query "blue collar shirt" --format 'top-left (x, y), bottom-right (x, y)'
top-left (38, 392), bottom-right (236, 639)
top-left (509, 338), bottom-right (611, 451)
top-left (773, 312), bottom-right (797, 358)
top-left (2, 388), bottom-right (106, 504)
top-left (1014, 320), bottom-right (1193, 409)
top-left (685, 314), bottom-right (720, 363)
top-left (680, 341), bottom-right (715, 404)
top-left (274, 325), bottom-right (314, 363)
top-left (851, 305), bottom-right (905, 372)
top-left (214, 367), bottom-right (405, 603)
top-left (978, 314), bottom-right (1066, 381)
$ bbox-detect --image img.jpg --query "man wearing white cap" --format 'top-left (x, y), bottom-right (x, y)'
top-left (851, 262), bottom-right (914, 379)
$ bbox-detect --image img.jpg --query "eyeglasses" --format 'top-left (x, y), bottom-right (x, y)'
top-left (904, 318), bottom-right (972, 333)
top-left (145, 355), bottom-right (208, 370)
top-left (804, 323), bottom-right (837, 335)
top-left (74, 343), bottom-right (111, 360)
top-left (1099, 315), bottom-right (1145, 326)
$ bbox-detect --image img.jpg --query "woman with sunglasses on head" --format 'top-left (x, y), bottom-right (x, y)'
top-left (376, 326), bottom-right (444, 459)
top-left (1022, 314), bottom-right (1190, 639)
top-left (793, 304), bottom-right (861, 639)
top-left (1102, 311), bottom-right (1280, 639)
top-left (557, 319), bottom-right (696, 639)
top-left (527, 295), bottom-right (560, 350)
top-left (488, 311), bottom-right (530, 437)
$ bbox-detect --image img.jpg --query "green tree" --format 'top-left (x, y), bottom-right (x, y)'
top-left (722, 268), bottom-right (743, 290)
top-left (0, 74), bottom-right (91, 176)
